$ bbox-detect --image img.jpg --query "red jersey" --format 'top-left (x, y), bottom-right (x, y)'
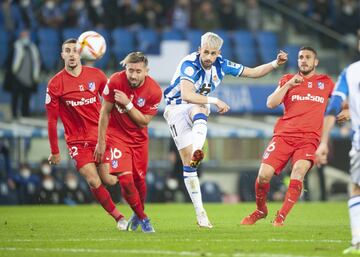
top-left (273, 73), bottom-right (335, 139)
top-left (46, 66), bottom-right (107, 154)
top-left (102, 71), bottom-right (162, 147)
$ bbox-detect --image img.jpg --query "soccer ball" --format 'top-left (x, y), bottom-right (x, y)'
top-left (77, 31), bottom-right (106, 61)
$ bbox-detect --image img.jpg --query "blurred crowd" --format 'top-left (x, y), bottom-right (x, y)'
top-left (1, 0), bottom-right (359, 41)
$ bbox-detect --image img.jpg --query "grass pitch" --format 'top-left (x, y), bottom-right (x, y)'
top-left (0, 202), bottom-right (350, 257)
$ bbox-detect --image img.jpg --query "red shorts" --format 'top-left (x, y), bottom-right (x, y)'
top-left (261, 136), bottom-right (319, 175)
top-left (106, 140), bottom-right (148, 181)
top-left (67, 142), bottom-right (110, 170)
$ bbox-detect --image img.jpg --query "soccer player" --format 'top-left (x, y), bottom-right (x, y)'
top-left (163, 31), bottom-right (288, 228)
top-left (315, 58), bottom-right (360, 254)
top-left (46, 38), bottom-right (127, 230)
top-left (241, 46), bottom-right (335, 226)
top-left (95, 52), bottom-right (162, 233)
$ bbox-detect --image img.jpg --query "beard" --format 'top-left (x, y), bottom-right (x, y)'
top-left (299, 65), bottom-right (314, 76)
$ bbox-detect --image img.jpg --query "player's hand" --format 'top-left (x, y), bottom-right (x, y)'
top-left (336, 109), bottom-right (350, 124)
top-left (114, 89), bottom-right (129, 106)
top-left (289, 74), bottom-right (303, 87)
top-left (94, 141), bottom-right (106, 164)
top-left (276, 50), bottom-right (288, 66)
top-left (315, 142), bottom-right (328, 167)
top-left (48, 153), bottom-right (61, 165)
top-left (215, 99), bottom-right (230, 114)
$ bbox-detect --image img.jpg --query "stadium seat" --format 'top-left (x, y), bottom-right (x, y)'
top-left (62, 27), bottom-right (83, 41)
top-left (30, 83), bottom-right (47, 114)
top-left (256, 31), bottom-right (279, 63)
top-left (0, 28), bottom-right (10, 68)
top-left (111, 28), bottom-right (135, 64)
top-left (233, 30), bottom-right (258, 67)
top-left (184, 29), bottom-right (202, 53)
top-left (37, 28), bottom-right (61, 71)
top-left (162, 29), bottom-right (185, 41)
top-left (135, 28), bottom-right (160, 55)
top-left (201, 181), bottom-right (222, 203)
top-left (283, 44), bottom-right (300, 70)
top-left (37, 27), bottom-right (60, 44)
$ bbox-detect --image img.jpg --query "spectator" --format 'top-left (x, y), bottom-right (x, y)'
top-left (193, 1), bottom-right (220, 32)
top-left (335, 0), bottom-right (360, 49)
top-left (87, 0), bottom-right (107, 28)
top-left (37, 174), bottom-right (61, 204)
top-left (217, 0), bottom-right (238, 31)
top-left (63, 0), bottom-right (91, 29)
top-left (12, 163), bottom-right (40, 204)
top-left (61, 171), bottom-right (90, 205)
top-left (137, 0), bottom-right (163, 29)
top-left (245, 0), bottom-right (263, 32)
top-left (18, 0), bottom-right (38, 30)
top-left (38, 0), bottom-right (63, 28)
top-left (0, 0), bottom-right (24, 37)
top-left (3, 29), bottom-right (40, 119)
top-left (167, 0), bottom-right (191, 31)
top-left (105, 0), bottom-right (140, 29)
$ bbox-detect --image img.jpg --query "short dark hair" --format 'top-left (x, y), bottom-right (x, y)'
top-left (120, 51), bottom-right (148, 67)
top-left (62, 38), bottom-right (77, 47)
top-left (300, 46), bottom-right (317, 57)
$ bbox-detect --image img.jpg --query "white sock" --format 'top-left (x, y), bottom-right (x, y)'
top-left (349, 196), bottom-right (360, 245)
top-left (183, 166), bottom-right (204, 216)
top-left (192, 113), bottom-right (207, 152)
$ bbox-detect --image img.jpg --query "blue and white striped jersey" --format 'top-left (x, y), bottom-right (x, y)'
top-left (331, 60), bottom-right (360, 151)
top-left (164, 52), bottom-right (244, 105)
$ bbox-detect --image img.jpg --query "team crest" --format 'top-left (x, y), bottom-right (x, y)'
top-left (263, 151), bottom-right (270, 159)
top-left (111, 160), bottom-right (118, 168)
top-left (137, 97), bottom-right (145, 107)
top-left (213, 75), bottom-right (218, 82)
top-left (88, 82), bottom-right (96, 92)
top-left (317, 81), bottom-right (324, 90)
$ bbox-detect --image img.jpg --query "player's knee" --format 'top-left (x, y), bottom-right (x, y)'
top-left (102, 174), bottom-right (117, 186)
top-left (351, 184), bottom-right (360, 197)
top-left (86, 175), bottom-right (102, 188)
top-left (291, 167), bottom-right (307, 181)
top-left (258, 174), bottom-right (271, 184)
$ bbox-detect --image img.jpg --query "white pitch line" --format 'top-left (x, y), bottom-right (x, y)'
top-left (0, 247), bottom-right (326, 257)
top-left (0, 238), bottom-right (347, 244)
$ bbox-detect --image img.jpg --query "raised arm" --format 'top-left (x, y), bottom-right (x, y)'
top-left (266, 74), bottom-right (303, 109)
top-left (241, 50), bottom-right (288, 78)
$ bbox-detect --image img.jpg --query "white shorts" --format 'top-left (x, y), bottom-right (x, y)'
top-left (164, 104), bottom-right (194, 150)
top-left (349, 148), bottom-right (360, 185)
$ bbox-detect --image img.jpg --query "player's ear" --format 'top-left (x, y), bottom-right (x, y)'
top-left (314, 58), bottom-right (319, 67)
top-left (198, 46), bottom-right (201, 53)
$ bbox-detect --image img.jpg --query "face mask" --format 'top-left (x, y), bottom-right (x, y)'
top-left (343, 5), bottom-right (353, 15)
top-left (20, 0), bottom-right (30, 7)
top-left (43, 179), bottom-right (54, 190)
top-left (74, 1), bottom-right (85, 10)
top-left (91, 0), bottom-right (101, 7)
top-left (67, 179), bottom-right (78, 190)
top-left (45, 1), bottom-right (55, 9)
top-left (20, 169), bottom-right (31, 179)
top-left (20, 38), bottom-right (30, 45)
top-left (41, 164), bottom-right (51, 175)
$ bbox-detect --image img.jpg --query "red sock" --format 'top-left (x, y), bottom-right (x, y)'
top-left (279, 179), bottom-right (303, 218)
top-left (255, 178), bottom-right (270, 213)
top-left (90, 184), bottom-right (123, 221)
top-left (134, 178), bottom-right (147, 210)
top-left (118, 174), bottom-right (147, 220)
